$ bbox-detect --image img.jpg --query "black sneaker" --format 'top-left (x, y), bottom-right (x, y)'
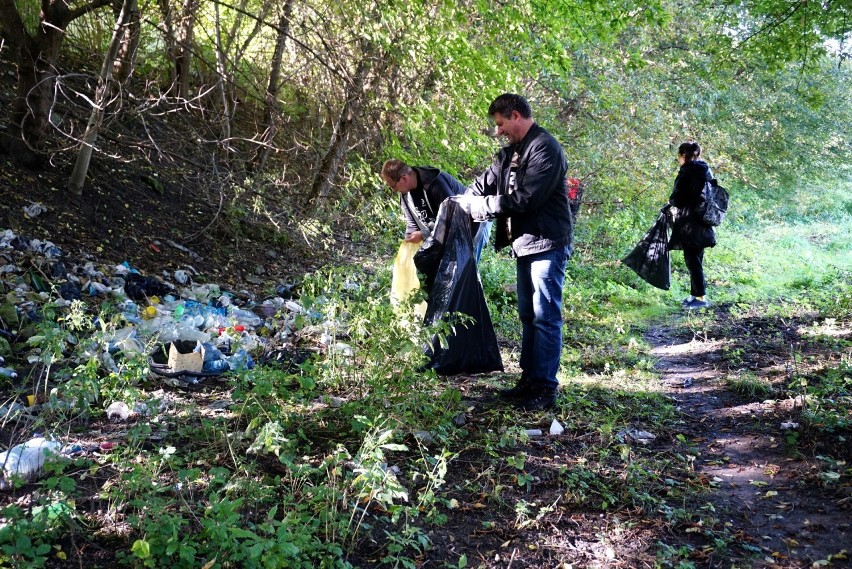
top-left (514, 386), bottom-right (558, 411)
top-left (499, 376), bottom-right (534, 400)
top-left (683, 298), bottom-right (709, 310)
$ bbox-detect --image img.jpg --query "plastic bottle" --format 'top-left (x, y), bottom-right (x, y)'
top-left (0, 367), bottom-right (18, 379)
top-left (172, 304), bottom-right (185, 320)
top-left (228, 349), bottom-right (255, 371)
top-left (122, 301), bottom-right (141, 324)
top-left (230, 308), bottom-right (262, 328)
top-left (204, 358), bottom-right (230, 373)
top-left (177, 326), bottom-right (211, 342)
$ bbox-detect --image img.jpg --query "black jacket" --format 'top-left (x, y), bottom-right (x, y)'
top-left (401, 166), bottom-right (466, 238)
top-left (668, 160), bottom-right (715, 250)
top-left (465, 124), bottom-right (573, 257)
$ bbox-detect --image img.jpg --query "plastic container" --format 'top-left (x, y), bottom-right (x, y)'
top-left (0, 367), bottom-right (18, 379)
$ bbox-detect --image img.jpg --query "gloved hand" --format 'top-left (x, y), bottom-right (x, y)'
top-left (451, 194), bottom-right (478, 215)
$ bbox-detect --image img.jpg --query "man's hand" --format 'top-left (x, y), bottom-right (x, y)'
top-left (451, 194), bottom-right (477, 215)
top-left (405, 231), bottom-right (424, 243)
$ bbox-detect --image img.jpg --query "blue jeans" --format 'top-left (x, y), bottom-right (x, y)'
top-left (516, 245), bottom-right (569, 390)
top-left (473, 220), bottom-right (492, 264)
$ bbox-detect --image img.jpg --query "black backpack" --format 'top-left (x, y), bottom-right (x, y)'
top-left (698, 178), bottom-right (729, 226)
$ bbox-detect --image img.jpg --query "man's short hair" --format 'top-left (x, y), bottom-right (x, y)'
top-left (488, 93), bottom-right (532, 119)
top-left (381, 159), bottom-right (413, 182)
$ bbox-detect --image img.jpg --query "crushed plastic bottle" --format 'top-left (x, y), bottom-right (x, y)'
top-left (230, 308), bottom-right (262, 328)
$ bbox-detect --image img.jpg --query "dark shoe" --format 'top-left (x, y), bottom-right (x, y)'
top-left (513, 387), bottom-right (558, 411)
top-left (499, 376), bottom-right (534, 400)
top-left (683, 298), bottom-right (709, 310)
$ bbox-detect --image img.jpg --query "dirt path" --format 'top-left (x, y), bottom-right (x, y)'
top-left (648, 320), bottom-right (850, 568)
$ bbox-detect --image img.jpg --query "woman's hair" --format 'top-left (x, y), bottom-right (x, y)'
top-left (678, 141), bottom-right (701, 162)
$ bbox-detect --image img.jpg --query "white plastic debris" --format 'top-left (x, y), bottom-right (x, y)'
top-left (549, 419), bottom-right (564, 435)
top-left (0, 437), bottom-right (62, 483)
top-left (285, 300), bottom-right (306, 314)
top-left (22, 203), bottom-right (48, 218)
top-left (524, 429), bottom-right (543, 437)
top-left (617, 428), bottom-right (657, 445)
top-left (106, 401), bottom-right (132, 421)
top-left (780, 421), bottom-right (800, 430)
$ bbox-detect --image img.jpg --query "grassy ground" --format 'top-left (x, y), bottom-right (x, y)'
top-left (1, 182), bottom-right (850, 568)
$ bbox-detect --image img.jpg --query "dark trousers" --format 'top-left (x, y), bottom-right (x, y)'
top-left (683, 246), bottom-right (705, 297)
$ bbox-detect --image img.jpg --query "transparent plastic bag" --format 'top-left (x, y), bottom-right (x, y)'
top-left (0, 437), bottom-right (62, 483)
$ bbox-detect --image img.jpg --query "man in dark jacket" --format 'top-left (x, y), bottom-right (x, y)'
top-left (454, 93), bottom-right (574, 411)
top-left (381, 160), bottom-right (466, 244)
top-left (382, 159), bottom-right (491, 262)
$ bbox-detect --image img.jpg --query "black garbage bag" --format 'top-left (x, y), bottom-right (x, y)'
top-left (621, 211), bottom-right (671, 290)
top-left (413, 204), bottom-right (452, 293)
top-left (124, 272), bottom-right (173, 301)
top-left (421, 200), bottom-right (503, 375)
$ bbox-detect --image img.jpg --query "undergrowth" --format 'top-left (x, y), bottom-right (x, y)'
top-left (1, 179), bottom-right (850, 567)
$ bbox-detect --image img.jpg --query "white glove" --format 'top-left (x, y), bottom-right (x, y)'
top-left (450, 194), bottom-right (485, 217)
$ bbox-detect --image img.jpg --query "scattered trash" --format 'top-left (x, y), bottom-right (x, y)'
top-left (780, 421), bottom-right (800, 430)
top-left (0, 437), bottom-right (62, 487)
top-left (549, 419), bottom-right (564, 435)
top-left (23, 203), bottom-right (48, 218)
top-left (616, 428), bottom-right (656, 445)
top-left (413, 430), bottom-right (436, 446)
top-left (168, 341), bottom-right (205, 374)
top-left (106, 401), bottom-right (132, 421)
top-left (0, 402), bottom-right (26, 419)
top-left (524, 429), bottom-right (543, 437)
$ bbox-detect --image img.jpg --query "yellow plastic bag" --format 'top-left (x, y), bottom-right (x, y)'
top-left (390, 240), bottom-right (420, 306)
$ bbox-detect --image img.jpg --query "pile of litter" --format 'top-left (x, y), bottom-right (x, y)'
top-left (0, 228), bottom-right (352, 486)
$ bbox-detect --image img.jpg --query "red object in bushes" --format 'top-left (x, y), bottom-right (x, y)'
top-left (566, 177), bottom-right (581, 200)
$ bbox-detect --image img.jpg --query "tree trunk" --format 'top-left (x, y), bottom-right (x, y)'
top-left (213, 0), bottom-right (232, 154)
top-left (68, 0), bottom-right (138, 194)
top-left (176, 0), bottom-right (198, 99)
top-left (156, 0), bottom-right (197, 98)
top-left (1, 35), bottom-right (62, 167)
top-left (250, 0), bottom-right (294, 174)
top-left (0, 0), bottom-right (113, 166)
top-left (308, 57), bottom-right (370, 206)
top-left (113, 0), bottom-right (141, 82)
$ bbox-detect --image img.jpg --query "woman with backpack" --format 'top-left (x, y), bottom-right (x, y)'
top-left (667, 141), bottom-right (715, 310)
